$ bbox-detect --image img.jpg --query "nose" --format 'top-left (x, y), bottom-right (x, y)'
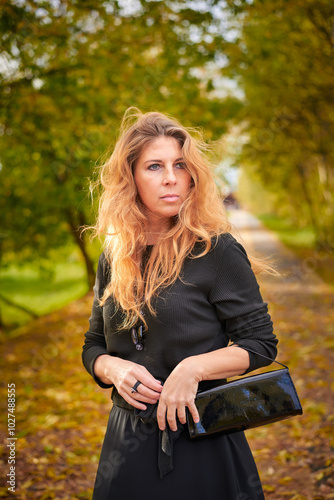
top-left (162, 166), bottom-right (177, 185)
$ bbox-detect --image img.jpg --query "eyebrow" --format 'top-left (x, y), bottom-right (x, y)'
top-left (143, 157), bottom-right (184, 164)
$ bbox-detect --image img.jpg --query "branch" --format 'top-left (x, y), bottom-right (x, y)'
top-left (0, 293), bottom-right (39, 319)
top-left (0, 62), bottom-right (86, 90)
top-left (305, 8), bottom-right (334, 50)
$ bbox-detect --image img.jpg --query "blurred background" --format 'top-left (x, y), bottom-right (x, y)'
top-left (1, 0), bottom-right (333, 329)
top-left (1, 1), bottom-right (333, 499)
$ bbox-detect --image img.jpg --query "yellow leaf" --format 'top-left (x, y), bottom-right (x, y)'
top-left (263, 484), bottom-right (275, 492)
top-left (279, 476), bottom-right (293, 484)
top-left (21, 479), bottom-right (33, 489)
top-left (316, 470), bottom-right (325, 481)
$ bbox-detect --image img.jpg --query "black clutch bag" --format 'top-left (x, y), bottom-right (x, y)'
top-left (187, 347), bottom-right (303, 439)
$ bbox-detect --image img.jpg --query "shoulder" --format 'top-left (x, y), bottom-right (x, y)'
top-left (206, 233), bottom-right (252, 273)
top-left (97, 251), bottom-right (107, 265)
top-left (96, 252), bottom-right (111, 281)
top-left (192, 232), bottom-right (234, 256)
top-left (211, 232), bottom-right (248, 257)
top-left (212, 232), bottom-right (236, 250)
top-left (191, 232), bottom-right (248, 260)
top-left (189, 233), bottom-right (251, 274)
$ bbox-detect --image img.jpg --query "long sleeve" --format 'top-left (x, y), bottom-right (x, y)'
top-left (82, 253), bottom-right (114, 389)
top-left (210, 237), bottom-right (278, 373)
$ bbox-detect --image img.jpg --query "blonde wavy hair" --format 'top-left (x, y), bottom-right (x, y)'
top-left (93, 107), bottom-right (272, 330)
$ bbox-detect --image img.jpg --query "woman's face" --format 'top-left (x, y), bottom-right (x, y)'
top-left (134, 136), bottom-right (192, 233)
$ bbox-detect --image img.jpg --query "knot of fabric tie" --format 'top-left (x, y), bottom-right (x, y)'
top-left (134, 404), bottom-right (185, 478)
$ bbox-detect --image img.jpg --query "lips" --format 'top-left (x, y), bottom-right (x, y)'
top-left (161, 194), bottom-right (179, 201)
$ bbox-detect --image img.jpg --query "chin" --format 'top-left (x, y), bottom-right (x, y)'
top-left (165, 209), bottom-right (181, 219)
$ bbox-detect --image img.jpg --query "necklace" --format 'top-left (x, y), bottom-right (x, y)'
top-left (131, 246), bottom-right (152, 350)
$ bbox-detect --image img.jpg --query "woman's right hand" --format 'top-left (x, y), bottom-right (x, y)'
top-left (93, 355), bottom-right (162, 410)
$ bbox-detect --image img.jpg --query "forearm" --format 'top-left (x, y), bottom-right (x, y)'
top-left (184, 346), bottom-right (250, 382)
top-left (93, 354), bottom-right (119, 385)
top-left (157, 346), bottom-right (250, 431)
top-left (94, 354), bottom-right (163, 411)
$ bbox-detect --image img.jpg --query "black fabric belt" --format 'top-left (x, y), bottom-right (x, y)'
top-left (110, 379), bottom-right (227, 477)
top-left (112, 391), bottom-right (184, 478)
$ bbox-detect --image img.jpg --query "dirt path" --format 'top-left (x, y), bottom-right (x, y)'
top-left (0, 211), bottom-right (333, 499)
top-left (229, 209), bottom-right (334, 499)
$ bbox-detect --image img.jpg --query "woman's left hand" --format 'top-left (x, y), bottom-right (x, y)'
top-left (156, 346), bottom-right (250, 432)
top-left (156, 357), bottom-right (200, 432)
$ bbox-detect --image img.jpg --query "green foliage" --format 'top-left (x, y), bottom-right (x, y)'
top-left (257, 214), bottom-right (316, 250)
top-left (0, 248), bottom-right (88, 328)
top-left (224, 0), bottom-right (334, 249)
top-left (257, 213), bottom-right (334, 286)
top-left (0, 236), bottom-right (102, 328)
top-left (0, 0), bottom-right (238, 285)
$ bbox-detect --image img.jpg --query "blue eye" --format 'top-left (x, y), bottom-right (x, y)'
top-left (148, 163), bottom-right (161, 170)
top-left (175, 162), bottom-right (186, 169)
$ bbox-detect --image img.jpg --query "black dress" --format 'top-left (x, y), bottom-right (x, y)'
top-left (82, 233), bottom-right (278, 500)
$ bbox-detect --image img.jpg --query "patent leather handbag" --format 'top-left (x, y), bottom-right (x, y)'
top-left (187, 346), bottom-right (303, 439)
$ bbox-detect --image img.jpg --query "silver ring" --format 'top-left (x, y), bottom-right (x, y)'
top-left (131, 380), bottom-right (141, 393)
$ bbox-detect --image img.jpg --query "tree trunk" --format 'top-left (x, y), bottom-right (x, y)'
top-left (0, 293), bottom-right (39, 319)
top-left (295, 162), bottom-right (329, 249)
top-left (0, 305), bottom-right (4, 334)
top-left (65, 209), bottom-right (95, 289)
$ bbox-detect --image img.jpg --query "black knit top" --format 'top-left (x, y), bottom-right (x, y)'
top-left (82, 233), bottom-right (278, 397)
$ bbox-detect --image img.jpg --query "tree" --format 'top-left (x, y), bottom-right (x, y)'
top-left (0, 0), bottom-right (239, 287)
top-left (223, 0), bottom-right (334, 249)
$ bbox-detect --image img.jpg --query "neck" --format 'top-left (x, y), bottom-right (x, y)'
top-left (146, 231), bottom-right (163, 245)
top-left (146, 217), bottom-right (172, 245)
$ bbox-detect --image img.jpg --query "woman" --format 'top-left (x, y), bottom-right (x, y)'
top-left (82, 108), bottom-right (278, 500)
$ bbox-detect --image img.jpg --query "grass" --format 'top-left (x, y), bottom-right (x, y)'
top-left (0, 250), bottom-right (90, 329)
top-left (257, 213), bottom-right (334, 286)
top-left (257, 214), bottom-right (316, 249)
